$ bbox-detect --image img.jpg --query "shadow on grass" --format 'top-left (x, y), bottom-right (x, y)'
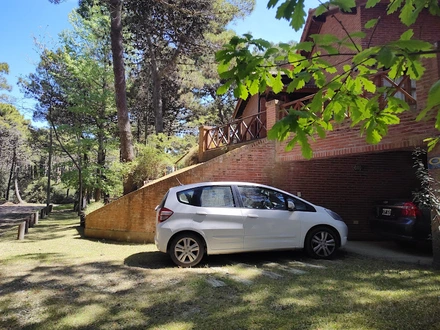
top-left (124, 247), bottom-right (351, 271)
top-left (125, 251), bottom-right (176, 269)
top-left (1, 250), bottom-right (439, 330)
top-left (1, 208), bottom-right (438, 329)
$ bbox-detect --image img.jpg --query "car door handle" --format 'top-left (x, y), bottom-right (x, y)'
top-left (247, 214), bottom-right (258, 218)
top-left (196, 211), bottom-right (207, 215)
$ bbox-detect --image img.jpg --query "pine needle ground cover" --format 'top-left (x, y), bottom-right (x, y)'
top-left (1, 206), bottom-right (439, 330)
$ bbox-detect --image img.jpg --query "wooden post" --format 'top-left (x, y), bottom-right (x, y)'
top-left (29, 213), bottom-right (34, 228)
top-left (17, 221), bottom-right (26, 240)
top-left (35, 211), bottom-right (39, 225)
top-left (25, 217), bottom-right (29, 234)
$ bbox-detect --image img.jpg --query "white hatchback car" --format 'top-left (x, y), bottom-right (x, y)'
top-left (155, 182), bottom-right (348, 267)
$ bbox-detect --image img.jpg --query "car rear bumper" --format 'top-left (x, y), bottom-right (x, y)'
top-left (155, 226), bottom-right (173, 253)
top-left (370, 217), bottom-right (431, 242)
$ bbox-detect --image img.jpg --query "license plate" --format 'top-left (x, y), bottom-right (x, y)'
top-left (382, 208), bottom-right (392, 216)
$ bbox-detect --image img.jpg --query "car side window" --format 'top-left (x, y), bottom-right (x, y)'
top-left (177, 186), bottom-right (235, 208)
top-left (238, 186), bottom-right (287, 210)
top-left (287, 196), bottom-right (316, 212)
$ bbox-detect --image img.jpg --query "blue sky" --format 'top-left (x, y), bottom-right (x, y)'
top-left (1, 0), bottom-right (320, 118)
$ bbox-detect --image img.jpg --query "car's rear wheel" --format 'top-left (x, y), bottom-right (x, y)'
top-left (305, 227), bottom-right (339, 259)
top-left (169, 233), bottom-right (205, 267)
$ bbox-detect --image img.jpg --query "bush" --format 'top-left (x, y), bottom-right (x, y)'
top-left (23, 177), bottom-right (75, 204)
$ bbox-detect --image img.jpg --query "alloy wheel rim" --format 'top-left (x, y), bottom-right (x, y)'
top-left (174, 237), bottom-right (200, 264)
top-left (311, 231), bottom-right (336, 257)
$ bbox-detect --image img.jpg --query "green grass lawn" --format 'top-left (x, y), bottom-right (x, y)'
top-left (1, 205), bottom-right (439, 330)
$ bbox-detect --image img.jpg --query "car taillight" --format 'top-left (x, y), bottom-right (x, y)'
top-left (401, 202), bottom-right (420, 217)
top-left (158, 207), bottom-right (174, 223)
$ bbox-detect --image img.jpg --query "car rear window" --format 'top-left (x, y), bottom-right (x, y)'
top-left (177, 186), bottom-right (235, 207)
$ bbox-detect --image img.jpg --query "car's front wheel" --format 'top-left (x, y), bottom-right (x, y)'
top-left (305, 227), bottom-right (339, 259)
top-left (169, 233), bottom-right (205, 267)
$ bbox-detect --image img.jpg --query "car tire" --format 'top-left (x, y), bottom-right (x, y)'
top-left (169, 233), bottom-right (205, 267)
top-left (305, 226), bottom-right (339, 259)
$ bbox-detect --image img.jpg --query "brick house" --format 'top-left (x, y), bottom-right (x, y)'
top-left (85, 1), bottom-right (440, 243)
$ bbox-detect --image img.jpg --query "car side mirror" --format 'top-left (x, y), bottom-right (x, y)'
top-left (287, 200), bottom-right (295, 211)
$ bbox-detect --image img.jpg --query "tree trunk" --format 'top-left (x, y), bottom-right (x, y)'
top-left (94, 129), bottom-right (105, 202)
top-left (46, 126), bottom-right (53, 208)
top-left (152, 67), bottom-right (163, 134)
top-left (14, 167), bottom-right (24, 204)
top-left (6, 149), bottom-right (16, 201)
top-left (109, 0), bottom-right (136, 195)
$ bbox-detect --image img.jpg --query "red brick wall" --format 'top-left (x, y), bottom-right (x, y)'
top-left (272, 150), bottom-right (421, 239)
top-left (275, 111), bottom-right (437, 162)
top-left (361, 3), bottom-right (440, 47)
top-left (85, 139), bottom-right (277, 243)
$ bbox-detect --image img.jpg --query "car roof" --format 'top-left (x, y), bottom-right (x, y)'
top-left (169, 181), bottom-right (266, 191)
top-left (168, 181), bottom-right (295, 195)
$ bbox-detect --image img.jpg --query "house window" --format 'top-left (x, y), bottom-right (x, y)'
top-left (382, 76), bottom-right (416, 103)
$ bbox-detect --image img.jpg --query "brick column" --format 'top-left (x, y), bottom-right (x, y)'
top-left (265, 99), bottom-right (280, 130)
top-left (198, 126), bottom-right (212, 163)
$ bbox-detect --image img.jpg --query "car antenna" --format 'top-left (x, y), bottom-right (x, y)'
top-left (176, 177), bottom-right (183, 186)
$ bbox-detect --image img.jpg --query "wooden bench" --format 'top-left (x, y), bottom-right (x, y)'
top-left (0, 205), bottom-right (52, 240)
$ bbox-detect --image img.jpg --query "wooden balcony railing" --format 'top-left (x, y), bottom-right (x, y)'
top-left (371, 71), bottom-right (417, 107)
top-left (201, 72), bottom-right (416, 155)
top-left (278, 94), bottom-right (316, 119)
top-left (202, 112), bottom-right (267, 151)
top-left (277, 72), bottom-right (416, 119)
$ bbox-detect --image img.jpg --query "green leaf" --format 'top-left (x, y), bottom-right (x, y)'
top-left (400, 29), bottom-right (413, 40)
top-left (247, 79), bottom-right (260, 96)
top-left (360, 76), bottom-right (376, 93)
top-left (387, 0), bottom-right (404, 14)
top-left (311, 34), bottom-right (340, 45)
top-left (216, 81), bottom-right (232, 95)
top-left (366, 127), bottom-right (382, 144)
top-left (392, 40), bottom-right (433, 52)
top-left (353, 47), bottom-right (379, 64)
top-left (399, 2), bottom-right (417, 26)
top-left (297, 129), bottom-right (313, 159)
top-left (287, 78), bottom-right (305, 93)
top-left (418, 80), bottom-right (440, 120)
top-left (315, 4), bottom-right (328, 16)
top-left (290, 0), bottom-right (306, 31)
top-left (316, 125), bottom-right (327, 139)
top-left (364, 18), bottom-right (378, 29)
top-left (295, 41), bottom-right (313, 52)
top-left (348, 31), bottom-right (366, 39)
top-left (234, 83), bottom-right (248, 100)
top-left (272, 72), bottom-right (284, 94)
top-left (332, 0), bottom-right (356, 12)
top-left (309, 91), bottom-right (323, 113)
top-left (267, 0), bottom-right (279, 9)
top-left (366, 0), bottom-right (381, 8)
top-left (274, 0), bottom-right (306, 31)
top-left (377, 46), bottom-right (395, 68)
top-left (435, 111), bottom-right (440, 130)
top-left (288, 52), bottom-right (304, 64)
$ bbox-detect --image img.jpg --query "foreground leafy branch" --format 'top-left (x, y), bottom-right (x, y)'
top-left (216, 0), bottom-right (440, 159)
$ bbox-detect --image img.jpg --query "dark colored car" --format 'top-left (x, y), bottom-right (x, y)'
top-left (370, 199), bottom-right (431, 243)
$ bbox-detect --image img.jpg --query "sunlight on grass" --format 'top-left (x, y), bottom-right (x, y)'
top-left (59, 304), bottom-right (107, 327)
top-left (0, 209), bottom-right (439, 329)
